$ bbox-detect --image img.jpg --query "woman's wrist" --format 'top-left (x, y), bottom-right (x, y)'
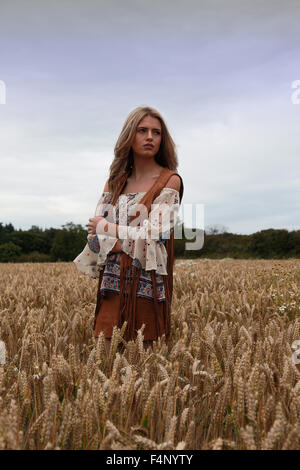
top-left (96, 219), bottom-right (119, 238)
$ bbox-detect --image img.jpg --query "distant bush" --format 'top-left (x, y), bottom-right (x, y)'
top-left (0, 242), bottom-right (22, 262)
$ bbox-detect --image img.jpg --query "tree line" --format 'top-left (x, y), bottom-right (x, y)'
top-left (0, 221), bottom-right (299, 262)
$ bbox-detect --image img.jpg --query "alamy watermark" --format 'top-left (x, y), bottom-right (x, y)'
top-left (94, 199), bottom-right (205, 251)
top-left (0, 80), bottom-right (6, 104)
top-left (291, 80), bottom-right (300, 104)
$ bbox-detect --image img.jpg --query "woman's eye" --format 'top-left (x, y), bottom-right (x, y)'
top-left (137, 129), bottom-right (160, 134)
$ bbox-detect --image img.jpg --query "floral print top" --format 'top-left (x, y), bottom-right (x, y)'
top-left (73, 188), bottom-right (180, 301)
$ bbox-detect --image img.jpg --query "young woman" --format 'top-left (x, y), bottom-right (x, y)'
top-left (74, 106), bottom-right (184, 356)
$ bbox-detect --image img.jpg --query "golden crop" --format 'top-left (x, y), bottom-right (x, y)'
top-left (0, 258), bottom-right (300, 450)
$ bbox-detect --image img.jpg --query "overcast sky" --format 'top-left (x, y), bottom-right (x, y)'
top-left (0, 0), bottom-right (299, 235)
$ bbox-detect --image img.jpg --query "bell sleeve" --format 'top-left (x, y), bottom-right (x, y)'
top-left (73, 191), bottom-right (119, 278)
top-left (119, 188), bottom-right (180, 275)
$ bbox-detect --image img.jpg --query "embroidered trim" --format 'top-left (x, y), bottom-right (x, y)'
top-left (100, 252), bottom-right (166, 302)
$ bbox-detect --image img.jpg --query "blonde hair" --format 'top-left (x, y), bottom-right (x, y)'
top-left (107, 106), bottom-right (179, 199)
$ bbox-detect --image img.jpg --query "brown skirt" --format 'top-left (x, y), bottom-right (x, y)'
top-left (94, 291), bottom-right (166, 341)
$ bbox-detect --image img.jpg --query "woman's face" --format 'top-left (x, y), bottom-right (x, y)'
top-left (131, 115), bottom-right (162, 159)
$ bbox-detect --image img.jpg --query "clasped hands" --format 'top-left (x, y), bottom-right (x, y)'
top-left (88, 216), bottom-right (119, 237)
top-left (87, 216), bottom-right (106, 235)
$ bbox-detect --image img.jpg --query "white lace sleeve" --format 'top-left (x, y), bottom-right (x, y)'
top-left (120, 188), bottom-right (180, 275)
top-left (73, 192), bottom-right (118, 278)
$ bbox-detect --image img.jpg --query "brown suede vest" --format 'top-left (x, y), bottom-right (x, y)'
top-left (93, 167), bottom-right (184, 343)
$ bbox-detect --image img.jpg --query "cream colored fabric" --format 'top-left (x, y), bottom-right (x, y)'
top-left (73, 187), bottom-right (180, 278)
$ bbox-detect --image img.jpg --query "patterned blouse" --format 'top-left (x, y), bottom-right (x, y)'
top-left (73, 188), bottom-right (180, 302)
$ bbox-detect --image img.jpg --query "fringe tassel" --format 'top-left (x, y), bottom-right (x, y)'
top-left (119, 252), bottom-right (141, 342)
top-left (151, 270), bottom-right (161, 339)
top-left (163, 234), bottom-right (175, 343)
top-left (119, 252), bottom-right (128, 334)
top-left (93, 269), bottom-right (105, 331)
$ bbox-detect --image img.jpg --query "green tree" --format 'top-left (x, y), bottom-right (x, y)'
top-left (0, 242), bottom-right (22, 262)
top-left (0, 222), bottom-right (15, 244)
top-left (249, 229), bottom-right (292, 258)
top-left (50, 222), bottom-right (87, 261)
top-left (29, 225), bottom-right (43, 233)
top-left (9, 231), bottom-right (48, 254)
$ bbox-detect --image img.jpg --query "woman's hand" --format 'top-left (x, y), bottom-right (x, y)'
top-left (88, 216), bottom-right (119, 237)
top-left (88, 216), bottom-right (106, 235)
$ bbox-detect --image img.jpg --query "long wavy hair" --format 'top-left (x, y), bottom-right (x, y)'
top-left (107, 106), bottom-right (179, 200)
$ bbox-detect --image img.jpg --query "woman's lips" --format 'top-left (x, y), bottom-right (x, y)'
top-left (144, 144), bottom-right (154, 149)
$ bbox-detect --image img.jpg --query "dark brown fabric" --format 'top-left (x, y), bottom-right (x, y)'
top-left (94, 291), bottom-right (166, 341)
top-left (93, 167), bottom-right (184, 344)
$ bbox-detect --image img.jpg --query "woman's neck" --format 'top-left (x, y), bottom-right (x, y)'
top-left (130, 160), bottom-right (163, 182)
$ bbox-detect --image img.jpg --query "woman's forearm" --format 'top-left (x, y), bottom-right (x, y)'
top-left (94, 220), bottom-right (122, 253)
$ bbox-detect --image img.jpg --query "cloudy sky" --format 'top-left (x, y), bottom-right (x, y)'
top-left (0, 0), bottom-right (299, 235)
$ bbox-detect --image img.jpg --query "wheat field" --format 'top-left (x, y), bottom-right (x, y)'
top-left (0, 258), bottom-right (300, 450)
